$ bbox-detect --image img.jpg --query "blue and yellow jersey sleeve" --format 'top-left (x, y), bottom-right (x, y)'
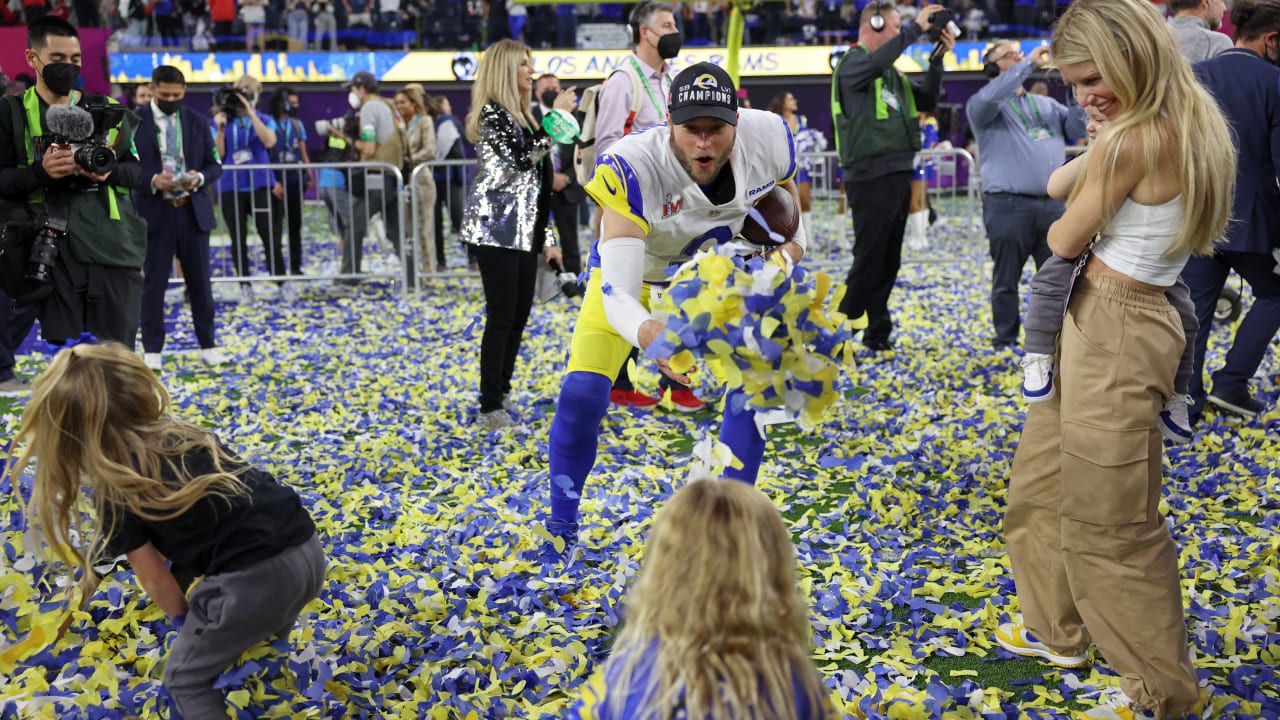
top-left (584, 153), bottom-right (650, 234)
top-left (567, 666), bottom-right (611, 720)
top-left (774, 112), bottom-right (798, 186)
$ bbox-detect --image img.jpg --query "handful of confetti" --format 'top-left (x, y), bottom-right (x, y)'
top-left (646, 245), bottom-right (853, 429)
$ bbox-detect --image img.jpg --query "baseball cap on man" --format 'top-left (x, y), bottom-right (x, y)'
top-left (668, 62), bottom-right (738, 126)
top-left (345, 71), bottom-right (378, 92)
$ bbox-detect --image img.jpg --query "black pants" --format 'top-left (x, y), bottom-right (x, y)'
top-left (549, 194), bottom-right (581, 275)
top-left (221, 187), bottom-right (284, 282)
top-left (352, 173), bottom-right (407, 284)
top-left (982, 192), bottom-right (1059, 348)
top-left (434, 180), bottom-right (464, 268)
top-left (40, 250), bottom-right (141, 347)
top-left (140, 204), bottom-right (216, 352)
top-left (273, 178), bottom-right (306, 275)
top-left (1183, 251), bottom-right (1280, 414)
top-left (474, 244), bottom-right (537, 413)
top-left (840, 171), bottom-right (911, 345)
top-left (0, 289), bottom-right (36, 380)
top-left (213, 20), bottom-right (236, 49)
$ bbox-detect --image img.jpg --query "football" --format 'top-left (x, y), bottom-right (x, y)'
top-left (741, 186), bottom-right (800, 247)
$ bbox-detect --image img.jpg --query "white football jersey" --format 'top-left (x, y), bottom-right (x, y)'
top-left (584, 108), bottom-right (798, 284)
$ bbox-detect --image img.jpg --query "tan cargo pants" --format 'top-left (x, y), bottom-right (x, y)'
top-left (1005, 275), bottom-right (1199, 719)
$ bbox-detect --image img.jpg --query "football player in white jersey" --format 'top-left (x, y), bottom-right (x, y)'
top-left (542, 63), bottom-right (807, 564)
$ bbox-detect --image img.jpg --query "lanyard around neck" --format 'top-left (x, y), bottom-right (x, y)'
top-left (1008, 94), bottom-right (1050, 136)
top-left (627, 56), bottom-right (664, 117)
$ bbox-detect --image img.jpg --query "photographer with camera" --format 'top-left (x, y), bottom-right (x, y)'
top-left (345, 71), bottom-right (412, 286)
top-left (831, 2), bottom-right (953, 353)
top-left (0, 17), bottom-right (147, 353)
top-left (211, 74), bottom-right (282, 304)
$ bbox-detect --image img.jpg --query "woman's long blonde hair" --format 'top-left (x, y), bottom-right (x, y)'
top-left (1052, 0), bottom-right (1235, 257)
top-left (6, 343), bottom-right (249, 597)
top-left (607, 479), bottom-right (829, 720)
top-left (465, 39), bottom-right (535, 142)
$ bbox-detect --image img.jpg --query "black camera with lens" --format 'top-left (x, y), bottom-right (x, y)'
top-left (928, 9), bottom-right (957, 40)
top-left (37, 101), bottom-right (125, 179)
top-left (25, 212), bottom-right (67, 285)
top-left (548, 258), bottom-right (582, 298)
top-left (213, 86), bottom-right (251, 115)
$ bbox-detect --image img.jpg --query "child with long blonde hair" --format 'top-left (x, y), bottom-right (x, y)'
top-left (996, 1), bottom-right (1235, 718)
top-left (7, 342), bottom-right (325, 719)
top-left (571, 479), bottom-right (830, 720)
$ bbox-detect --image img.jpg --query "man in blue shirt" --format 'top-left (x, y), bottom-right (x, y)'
top-left (1184, 1), bottom-right (1280, 422)
top-left (212, 75), bottom-right (281, 305)
top-left (966, 42), bottom-right (1086, 350)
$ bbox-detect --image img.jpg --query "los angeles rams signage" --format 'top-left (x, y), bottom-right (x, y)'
top-left (109, 40), bottom-right (1048, 85)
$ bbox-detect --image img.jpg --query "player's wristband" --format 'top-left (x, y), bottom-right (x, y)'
top-left (598, 236), bottom-right (651, 348)
top-left (790, 212), bottom-right (808, 252)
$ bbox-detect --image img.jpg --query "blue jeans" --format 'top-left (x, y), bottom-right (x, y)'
top-left (287, 10), bottom-right (309, 43)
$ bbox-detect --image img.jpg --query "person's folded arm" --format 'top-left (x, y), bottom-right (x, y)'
top-left (1047, 129), bottom-right (1142, 259)
top-left (839, 23), bottom-right (923, 95)
top-left (965, 59), bottom-right (1034, 129)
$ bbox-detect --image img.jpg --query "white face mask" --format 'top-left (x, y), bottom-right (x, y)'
top-left (348, 90), bottom-right (361, 109)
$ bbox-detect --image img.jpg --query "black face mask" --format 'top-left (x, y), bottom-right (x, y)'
top-left (539, 90), bottom-right (559, 109)
top-left (656, 31), bottom-right (683, 60)
top-left (156, 98), bottom-right (182, 115)
top-left (287, 104), bottom-right (299, 117)
top-left (40, 62), bottom-right (80, 97)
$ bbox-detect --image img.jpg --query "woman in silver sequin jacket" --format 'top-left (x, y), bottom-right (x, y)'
top-left (462, 39), bottom-right (577, 429)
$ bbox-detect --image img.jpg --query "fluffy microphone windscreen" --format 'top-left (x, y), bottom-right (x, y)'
top-left (45, 104), bottom-right (95, 142)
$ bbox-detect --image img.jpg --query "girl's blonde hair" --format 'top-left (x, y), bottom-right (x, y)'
top-left (465, 39), bottom-right (535, 142)
top-left (6, 343), bottom-right (249, 597)
top-left (608, 479), bottom-right (828, 720)
top-left (1052, 0), bottom-right (1235, 257)
top-left (397, 83), bottom-right (430, 119)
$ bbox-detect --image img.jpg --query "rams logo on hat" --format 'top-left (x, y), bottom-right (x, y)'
top-left (693, 74), bottom-right (720, 90)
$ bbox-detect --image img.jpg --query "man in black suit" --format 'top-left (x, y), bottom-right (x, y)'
top-left (534, 73), bottom-right (585, 276)
top-left (132, 65), bottom-right (224, 370)
top-left (1184, 2), bottom-right (1280, 422)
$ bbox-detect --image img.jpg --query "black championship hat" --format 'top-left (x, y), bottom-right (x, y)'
top-left (668, 62), bottom-right (739, 126)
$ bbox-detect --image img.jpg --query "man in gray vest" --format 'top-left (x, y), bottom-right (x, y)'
top-left (1169, 0), bottom-right (1232, 62)
top-left (832, 1), bottom-right (952, 352)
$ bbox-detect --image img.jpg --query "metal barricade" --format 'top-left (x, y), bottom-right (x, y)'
top-left (795, 148), bottom-right (981, 270)
top-left (208, 160), bottom-right (410, 297)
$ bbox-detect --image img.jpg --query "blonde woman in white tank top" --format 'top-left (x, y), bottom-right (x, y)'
top-left (996, 1), bottom-right (1236, 719)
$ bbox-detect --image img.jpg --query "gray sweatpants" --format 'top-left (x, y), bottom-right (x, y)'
top-left (1026, 254), bottom-right (1197, 394)
top-left (164, 535), bottom-right (326, 719)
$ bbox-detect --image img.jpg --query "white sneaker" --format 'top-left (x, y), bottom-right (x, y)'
top-left (238, 284), bottom-right (256, 305)
top-left (143, 352), bottom-right (163, 371)
top-left (199, 347), bottom-right (229, 365)
top-left (477, 409), bottom-right (514, 430)
top-left (1021, 352), bottom-right (1056, 403)
top-left (1158, 393), bottom-right (1193, 444)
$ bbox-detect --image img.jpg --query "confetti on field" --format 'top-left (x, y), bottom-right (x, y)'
top-left (648, 246), bottom-right (852, 430)
top-left (1, 201), bottom-right (1277, 719)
